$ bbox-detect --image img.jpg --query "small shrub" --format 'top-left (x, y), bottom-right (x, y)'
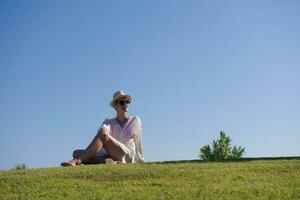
top-left (13, 164), bottom-right (27, 170)
top-left (200, 131), bottom-right (245, 161)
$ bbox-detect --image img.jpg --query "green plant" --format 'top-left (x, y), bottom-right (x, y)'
top-left (13, 164), bottom-right (27, 170)
top-left (229, 146), bottom-right (246, 160)
top-left (200, 131), bottom-right (245, 161)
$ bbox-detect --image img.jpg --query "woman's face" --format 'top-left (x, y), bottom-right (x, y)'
top-left (114, 97), bottom-right (131, 113)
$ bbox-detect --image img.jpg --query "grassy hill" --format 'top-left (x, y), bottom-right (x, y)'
top-left (0, 158), bottom-right (299, 199)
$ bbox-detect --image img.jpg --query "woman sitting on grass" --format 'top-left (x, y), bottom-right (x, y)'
top-left (61, 90), bottom-right (144, 166)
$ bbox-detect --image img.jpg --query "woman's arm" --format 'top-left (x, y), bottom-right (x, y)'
top-left (134, 116), bottom-right (144, 163)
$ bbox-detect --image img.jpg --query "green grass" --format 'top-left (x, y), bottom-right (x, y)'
top-left (1, 159), bottom-right (300, 199)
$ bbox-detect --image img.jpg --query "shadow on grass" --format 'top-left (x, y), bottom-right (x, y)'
top-left (147, 156), bottom-right (300, 164)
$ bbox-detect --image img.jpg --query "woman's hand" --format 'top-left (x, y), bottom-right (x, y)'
top-left (99, 127), bottom-right (110, 143)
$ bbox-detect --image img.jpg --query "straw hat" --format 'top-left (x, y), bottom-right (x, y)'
top-left (110, 90), bottom-right (132, 108)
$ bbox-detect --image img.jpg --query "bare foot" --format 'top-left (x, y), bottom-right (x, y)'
top-left (61, 159), bottom-right (81, 167)
top-left (104, 158), bottom-right (121, 164)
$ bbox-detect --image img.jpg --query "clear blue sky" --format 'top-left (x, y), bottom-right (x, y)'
top-left (1, 1), bottom-right (299, 170)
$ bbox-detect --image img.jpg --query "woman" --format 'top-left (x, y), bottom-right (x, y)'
top-left (61, 90), bottom-right (144, 166)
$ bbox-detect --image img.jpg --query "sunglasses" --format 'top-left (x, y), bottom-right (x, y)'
top-left (117, 100), bottom-right (131, 106)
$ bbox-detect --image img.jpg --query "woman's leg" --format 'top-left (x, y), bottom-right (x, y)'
top-left (73, 149), bottom-right (85, 159)
top-left (61, 130), bottom-right (125, 166)
top-left (61, 131), bottom-right (105, 166)
top-left (103, 135), bottom-right (126, 162)
top-left (76, 131), bottom-right (105, 162)
top-left (82, 128), bottom-right (127, 162)
top-left (73, 149), bottom-right (107, 164)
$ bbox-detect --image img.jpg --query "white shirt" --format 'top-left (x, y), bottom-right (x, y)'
top-left (97, 115), bottom-right (144, 163)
